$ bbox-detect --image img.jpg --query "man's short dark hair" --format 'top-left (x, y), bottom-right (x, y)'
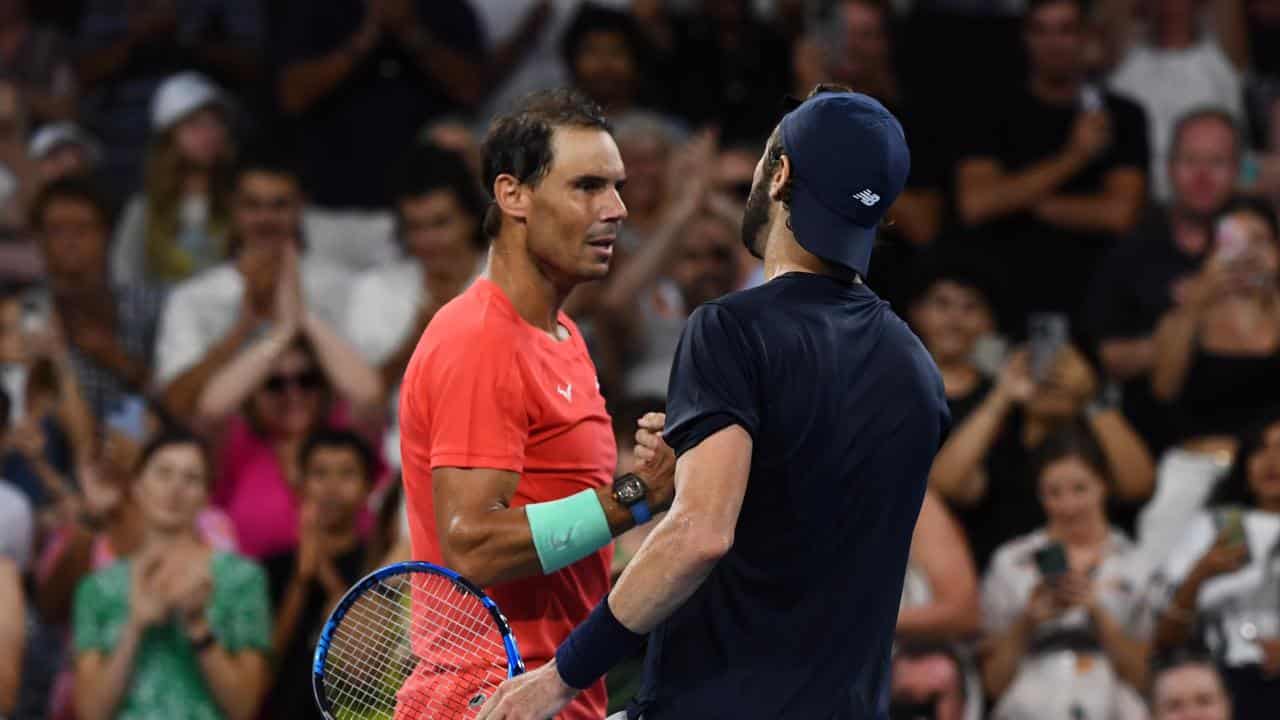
top-left (1148, 649), bottom-right (1228, 703)
top-left (1024, 0), bottom-right (1087, 20)
top-left (233, 146), bottom-right (299, 188)
top-left (906, 245), bottom-right (1001, 313)
top-left (560, 3), bottom-right (641, 75)
top-left (1170, 106), bottom-right (1241, 161)
top-left (29, 176), bottom-right (114, 231)
top-left (299, 428), bottom-right (376, 486)
top-left (390, 143), bottom-right (489, 250)
top-left (480, 89), bottom-right (612, 238)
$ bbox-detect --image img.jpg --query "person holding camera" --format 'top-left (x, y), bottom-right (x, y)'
top-left (1152, 197), bottom-right (1280, 458)
top-left (1149, 414), bottom-right (1280, 720)
top-left (980, 425), bottom-right (1151, 720)
top-left (927, 331), bottom-right (1153, 571)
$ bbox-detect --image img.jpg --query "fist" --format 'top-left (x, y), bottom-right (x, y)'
top-left (633, 412), bottom-right (676, 512)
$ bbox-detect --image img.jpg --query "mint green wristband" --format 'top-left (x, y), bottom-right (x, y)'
top-left (526, 489), bottom-right (612, 574)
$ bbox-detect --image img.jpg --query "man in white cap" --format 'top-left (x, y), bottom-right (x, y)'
top-left (27, 122), bottom-right (101, 187)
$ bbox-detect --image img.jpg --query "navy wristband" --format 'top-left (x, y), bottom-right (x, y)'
top-left (554, 598), bottom-right (646, 690)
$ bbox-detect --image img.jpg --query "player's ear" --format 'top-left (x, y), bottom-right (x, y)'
top-left (768, 154), bottom-right (791, 201)
top-left (493, 173), bottom-right (530, 223)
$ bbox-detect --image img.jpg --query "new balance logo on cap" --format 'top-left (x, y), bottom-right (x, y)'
top-left (853, 189), bottom-right (880, 206)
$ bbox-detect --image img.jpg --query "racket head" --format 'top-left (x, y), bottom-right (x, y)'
top-left (312, 561), bottom-right (524, 720)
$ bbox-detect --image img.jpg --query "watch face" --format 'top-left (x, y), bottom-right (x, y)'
top-left (615, 476), bottom-right (645, 504)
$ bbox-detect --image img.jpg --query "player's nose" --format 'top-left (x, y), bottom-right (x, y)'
top-left (601, 186), bottom-right (627, 223)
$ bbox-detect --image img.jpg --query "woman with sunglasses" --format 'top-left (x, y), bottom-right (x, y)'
top-left (193, 263), bottom-right (382, 559)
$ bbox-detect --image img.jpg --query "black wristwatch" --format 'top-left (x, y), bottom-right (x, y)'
top-left (612, 473), bottom-right (652, 525)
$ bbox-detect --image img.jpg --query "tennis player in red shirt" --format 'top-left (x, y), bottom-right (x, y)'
top-left (397, 89), bottom-right (676, 719)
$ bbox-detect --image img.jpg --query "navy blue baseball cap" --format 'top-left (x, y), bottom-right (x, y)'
top-left (779, 91), bottom-right (910, 276)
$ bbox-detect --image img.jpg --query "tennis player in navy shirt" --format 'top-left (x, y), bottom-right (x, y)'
top-left (478, 85), bottom-right (952, 720)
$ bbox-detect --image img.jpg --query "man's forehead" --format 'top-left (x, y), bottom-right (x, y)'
top-left (547, 126), bottom-right (625, 178)
top-left (239, 172), bottom-right (299, 194)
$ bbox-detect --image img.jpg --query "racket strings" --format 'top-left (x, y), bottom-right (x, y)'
top-left (321, 572), bottom-right (511, 719)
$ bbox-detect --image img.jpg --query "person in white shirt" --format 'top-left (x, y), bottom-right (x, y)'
top-left (981, 424), bottom-right (1151, 720)
top-left (343, 144), bottom-right (488, 469)
top-left (153, 155), bottom-right (356, 421)
top-left (1102, 0), bottom-right (1250, 201)
top-left (111, 71), bottom-right (237, 287)
top-left (1149, 414), bottom-right (1280, 720)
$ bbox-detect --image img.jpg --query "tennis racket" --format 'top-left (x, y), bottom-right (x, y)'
top-left (312, 561), bottom-right (525, 719)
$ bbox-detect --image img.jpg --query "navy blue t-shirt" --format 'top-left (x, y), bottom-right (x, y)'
top-left (633, 272), bottom-right (950, 720)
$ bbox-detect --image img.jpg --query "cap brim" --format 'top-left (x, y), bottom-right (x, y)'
top-left (788, 176), bottom-right (876, 276)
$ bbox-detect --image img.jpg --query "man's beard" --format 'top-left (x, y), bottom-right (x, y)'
top-left (740, 180), bottom-right (772, 260)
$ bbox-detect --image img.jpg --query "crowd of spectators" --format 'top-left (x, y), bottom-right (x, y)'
top-left (4, 0), bottom-right (1280, 718)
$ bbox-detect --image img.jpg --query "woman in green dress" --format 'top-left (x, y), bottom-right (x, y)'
top-left (73, 430), bottom-right (273, 720)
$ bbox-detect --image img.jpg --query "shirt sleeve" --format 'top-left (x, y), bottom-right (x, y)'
top-left (1108, 96), bottom-right (1151, 174)
top-left (110, 196), bottom-right (146, 287)
top-left (958, 100), bottom-right (1003, 164)
top-left (210, 555), bottom-right (273, 653)
top-left (663, 303), bottom-right (761, 456)
top-left (72, 571), bottom-right (109, 653)
top-left (418, 330), bottom-right (528, 472)
top-left (980, 549), bottom-right (1024, 637)
top-left (345, 272), bottom-right (399, 365)
top-left (1146, 512), bottom-right (1217, 617)
top-left (153, 284), bottom-right (208, 388)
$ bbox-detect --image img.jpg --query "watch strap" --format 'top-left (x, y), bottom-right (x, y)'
top-left (629, 497), bottom-right (652, 525)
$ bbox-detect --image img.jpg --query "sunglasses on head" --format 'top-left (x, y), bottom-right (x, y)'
top-left (264, 370), bottom-right (324, 393)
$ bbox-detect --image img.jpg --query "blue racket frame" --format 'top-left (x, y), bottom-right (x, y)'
top-left (312, 561), bottom-right (525, 718)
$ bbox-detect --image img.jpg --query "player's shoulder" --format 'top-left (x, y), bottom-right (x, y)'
top-left (423, 279), bottom-right (517, 344)
top-left (411, 280), bottom-right (524, 380)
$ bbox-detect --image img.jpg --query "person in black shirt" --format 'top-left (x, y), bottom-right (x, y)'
top-left (955, 0), bottom-right (1148, 336)
top-left (905, 250), bottom-right (1000, 426)
top-left (1150, 197), bottom-right (1280, 451)
top-left (817, 0), bottom-right (946, 311)
top-left (275, 0), bottom-right (485, 208)
top-left (929, 340), bottom-right (1155, 570)
top-left (479, 87), bottom-right (950, 720)
top-left (1087, 108), bottom-right (1242, 452)
top-left (261, 428), bottom-right (375, 720)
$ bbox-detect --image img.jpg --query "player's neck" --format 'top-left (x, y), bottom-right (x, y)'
top-left (763, 220), bottom-right (859, 284)
top-left (486, 235), bottom-right (572, 335)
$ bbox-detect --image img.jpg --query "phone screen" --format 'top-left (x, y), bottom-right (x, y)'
top-left (1028, 313), bottom-right (1069, 383)
top-left (1215, 508), bottom-right (1251, 562)
top-left (1214, 217), bottom-right (1249, 265)
top-left (1034, 542), bottom-right (1069, 579)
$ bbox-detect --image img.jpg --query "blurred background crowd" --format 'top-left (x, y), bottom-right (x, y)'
top-left (2, 0), bottom-right (1280, 719)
